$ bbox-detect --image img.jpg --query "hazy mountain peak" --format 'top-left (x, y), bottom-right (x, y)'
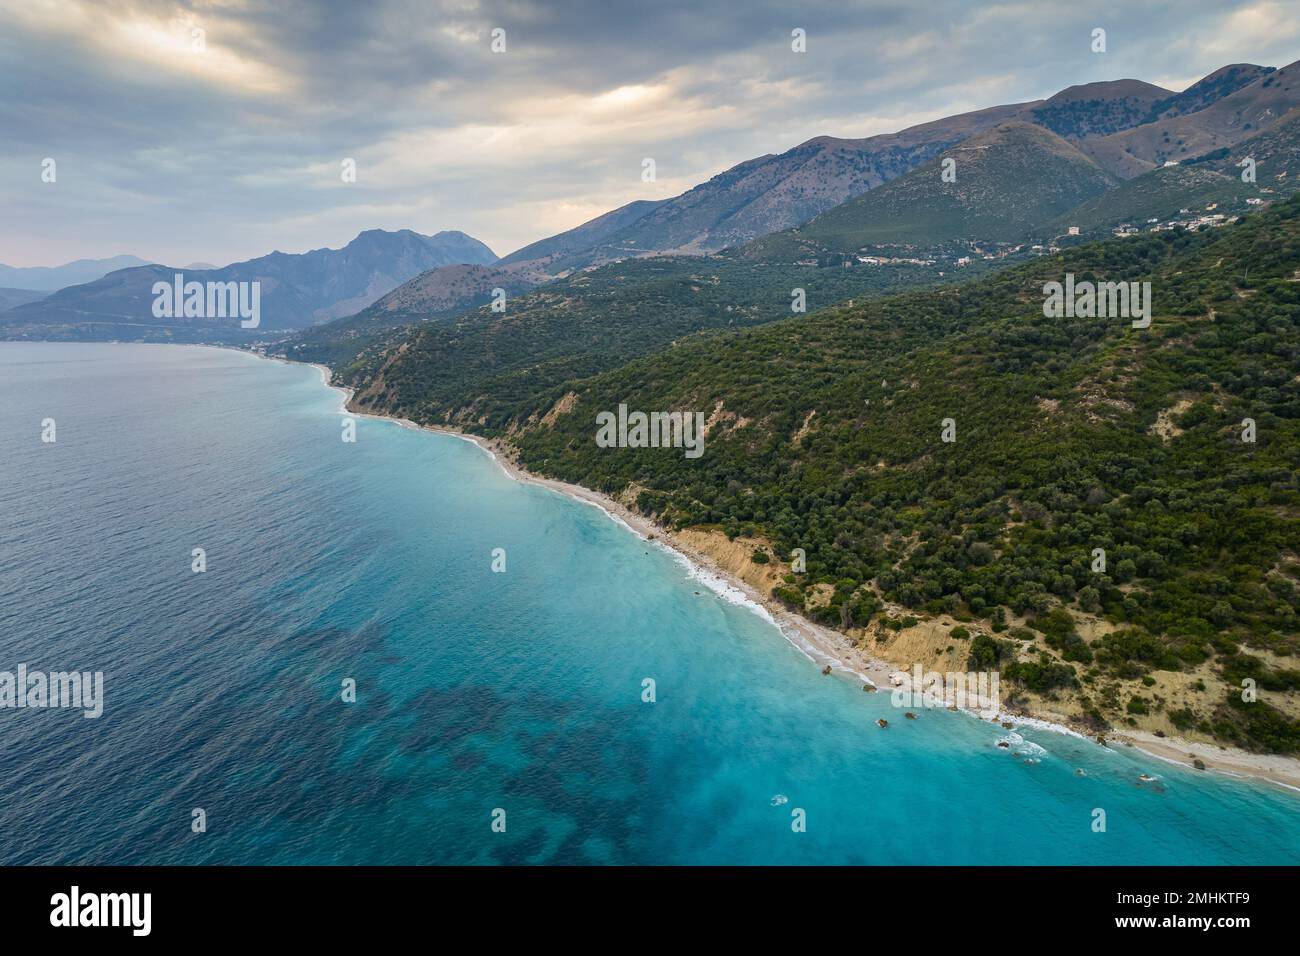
top-left (1079, 58), bottom-right (1300, 178)
top-left (0, 255), bottom-right (152, 291)
top-left (1, 228), bottom-right (499, 337)
top-left (745, 119), bottom-right (1116, 258)
top-left (1030, 79), bottom-right (1174, 140)
top-left (1147, 63), bottom-right (1275, 122)
top-left (1043, 78), bottom-right (1173, 104)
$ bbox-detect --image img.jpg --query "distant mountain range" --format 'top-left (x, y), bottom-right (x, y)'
top-left (294, 55), bottom-right (1300, 435)
top-left (1077, 61), bottom-right (1299, 177)
top-left (744, 122), bottom-right (1119, 259)
top-left (8, 56), bottom-right (1299, 347)
top-left (502, 101), bottom-right (1032, 272)
top-left (0, 255), bottom-right (152, 291)
top-left (0, 230), bottom-right (497, 341)
top-left (322, 57), bottom-right (1300, 330)
top-left (496, 60), bottom-right (1298, 273)
top-left (0, 287), bottom-right (48, 311)
top-left (0, 257), bottom-right (223, 298)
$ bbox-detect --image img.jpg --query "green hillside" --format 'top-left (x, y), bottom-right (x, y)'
top-left (1183, 106), bottom-right (1300, 191)
top-left (447, 198), bottom-right (1300, 753)
top-left (1042, 164), bottom-right (1262, 238)
top-left (339, 251), bottom-right (1012, 430)
top-left (746, 123), bottom-right (1118, 259)
top-left (1029, 79), bottom-right (1172, 139)
top-left (286, 263), bottom-right (539, 369)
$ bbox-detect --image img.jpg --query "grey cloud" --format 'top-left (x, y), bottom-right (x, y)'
top-left (0, 0), bottom-right (1295, 267)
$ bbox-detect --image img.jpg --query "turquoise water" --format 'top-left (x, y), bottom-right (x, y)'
top-left (0, 342), bottom-right (1296, 865)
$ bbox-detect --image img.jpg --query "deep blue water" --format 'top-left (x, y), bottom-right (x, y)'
top-left (0, 342), bottom-right (1297, 865)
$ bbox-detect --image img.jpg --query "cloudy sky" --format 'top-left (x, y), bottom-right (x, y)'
top-left (2, 0), bottom-right (1298, 267)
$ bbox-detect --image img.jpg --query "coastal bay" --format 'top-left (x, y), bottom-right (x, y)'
top-left (311, 357), bottom-right (1300, 792)
top-left (1, 341), bottom-right (1297, 865)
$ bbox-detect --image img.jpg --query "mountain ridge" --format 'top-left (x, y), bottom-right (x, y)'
top-left (1078, 59), bottom-right (1300, 178)
top-left (289, 56), bottom-right (1300, 374)
top-left (1, 229), bottom-right (498, 339)
top-left (0, 255), bottom-right (152, 291)
top-left (743, 122), bottom-right (1119, 259)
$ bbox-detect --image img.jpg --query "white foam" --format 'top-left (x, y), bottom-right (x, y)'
top-left (671, 550), bottom-right (777, 625)
top-left (972, 710), bottom-right (1090, 743)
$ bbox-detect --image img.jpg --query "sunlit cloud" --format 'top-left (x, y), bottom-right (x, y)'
top-left (0, 0), bottom-right (291, 95)
top-left (0, 0), bottom-right (1295, 267)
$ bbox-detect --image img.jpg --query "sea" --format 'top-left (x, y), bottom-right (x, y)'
top-left (0, 342), bottom-right (1296, 864)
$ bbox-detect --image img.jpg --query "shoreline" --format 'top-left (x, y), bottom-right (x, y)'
top-left (294, 353), bottom-right (1300, 793)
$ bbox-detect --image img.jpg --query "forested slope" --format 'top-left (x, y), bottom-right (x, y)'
top-left (485, 199), bottom-right (1300, 752)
